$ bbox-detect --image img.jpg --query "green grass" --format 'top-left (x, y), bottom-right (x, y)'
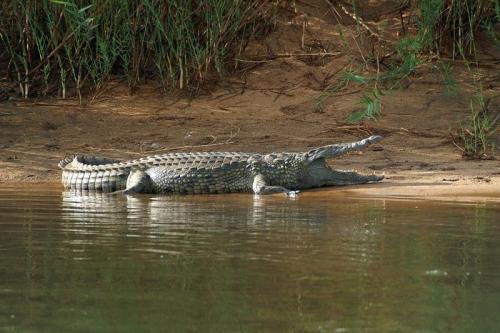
top-left (312, 69), bottom-right (368, 113)
top-left (457, 93), bottom-right (498, 159)
top-left (0, 0), bottom-right (271, 99)
top-left (347, 87), bottom-right (382, 123)
top-left (385, 37), bottom-right (421, 84)
top-left (437, 62), bottom-right (459, 97)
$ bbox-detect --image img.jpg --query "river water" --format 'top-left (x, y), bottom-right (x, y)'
top-left (0, 185), bottom-right (499, 332)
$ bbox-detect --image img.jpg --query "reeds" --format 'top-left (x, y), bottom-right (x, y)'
top-left (0, 0), bottom-right (271, 99)
top-left (418, 0), bottom-right (498, 57)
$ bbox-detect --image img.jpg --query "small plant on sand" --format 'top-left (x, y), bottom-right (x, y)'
top-left (384, 36), bottom-right (421, 86)
top-left (312, 93), bottom-right (328, 113)
top-left (455, 94), bottom-right (498, 159)
top-left (437, 62), bottom-right (459, 97)
top-left (347, 87), bottom-right (382, 123)
top-left (312, 69), bottom-right (362, 113)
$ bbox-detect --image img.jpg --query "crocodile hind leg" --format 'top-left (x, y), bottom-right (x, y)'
top-left (252, 174), bottom-right (299, 197)
top-left (123, 170), bottom-right (153, 194)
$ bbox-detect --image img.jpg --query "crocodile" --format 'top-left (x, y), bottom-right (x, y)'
top-left (59, 135), bottom-right (384, 195)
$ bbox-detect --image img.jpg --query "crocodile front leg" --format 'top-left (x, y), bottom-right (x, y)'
top-left (252, 174), bottom-right (299, 196)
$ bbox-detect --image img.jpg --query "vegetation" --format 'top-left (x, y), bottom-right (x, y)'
top-left (0, 0), bottom-right (271, 100)
top-left (347, 88), bottom-right (382, 123)
top-left (437, 62), bottom-right (459, 98)
top-left (313, 0), bottom-right (498, 157)
top-left (456, 94), bottom-right (498, 159)
top-left (417, 0), bottom-right (499, 157)
top-left (418, 0), bottom-right (498, 58)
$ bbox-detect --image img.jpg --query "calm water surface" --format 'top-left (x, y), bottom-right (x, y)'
top-left (0, 185), bottom-right (499, 332)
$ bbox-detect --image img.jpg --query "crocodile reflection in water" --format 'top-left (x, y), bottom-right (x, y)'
top-left (61, 191), bottom-right (385, 261)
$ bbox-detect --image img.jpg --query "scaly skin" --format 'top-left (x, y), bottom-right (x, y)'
top-left (59, 136), bottom-right (384, 195)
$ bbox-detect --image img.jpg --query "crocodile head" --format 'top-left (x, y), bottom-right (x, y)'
top-left (299, 158), bottom-right (383, 188)
top-left (298, 135), bottom-right (384, 188)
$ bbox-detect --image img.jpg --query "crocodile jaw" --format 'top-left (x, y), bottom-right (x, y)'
top-left (300, 158), bottom-right (383, 188)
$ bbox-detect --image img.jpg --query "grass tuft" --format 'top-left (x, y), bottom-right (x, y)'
top-left (456, 94), bottom-right (498, 159)
top-left (437, 62), bottom-right (459, 97)
top-left (347, 87), bottom-right (382, 123)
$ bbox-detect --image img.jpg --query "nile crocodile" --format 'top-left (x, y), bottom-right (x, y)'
top-left (59, 135), bottom-right (384, 195)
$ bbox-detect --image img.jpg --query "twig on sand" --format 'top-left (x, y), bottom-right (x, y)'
top-left (83, 129), bottom-right (242, 156)
top-left (145, 128), bottom-right (241, 153)
top-left (449, 134), bottom-right (465, 153)
top-left (235, 51), bottom-right (342, 63)
top-left (337, 3), bottom-right (383, 40)
top-left (324, 0), bottom-right (390, 42)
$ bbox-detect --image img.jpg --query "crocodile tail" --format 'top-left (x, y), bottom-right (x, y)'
top-left (60, 155), bottom-right (129, 192)
top-left (58, 155), bottom-right (76, 169)
top-left (59, 155), bottom-right (122, 169)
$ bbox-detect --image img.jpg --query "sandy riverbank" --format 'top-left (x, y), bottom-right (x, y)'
top-left (0, 1), bottom-right (498, 201)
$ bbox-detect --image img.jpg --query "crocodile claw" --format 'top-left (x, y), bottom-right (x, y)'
top-left (286, 190), bottom-right (300, 198)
